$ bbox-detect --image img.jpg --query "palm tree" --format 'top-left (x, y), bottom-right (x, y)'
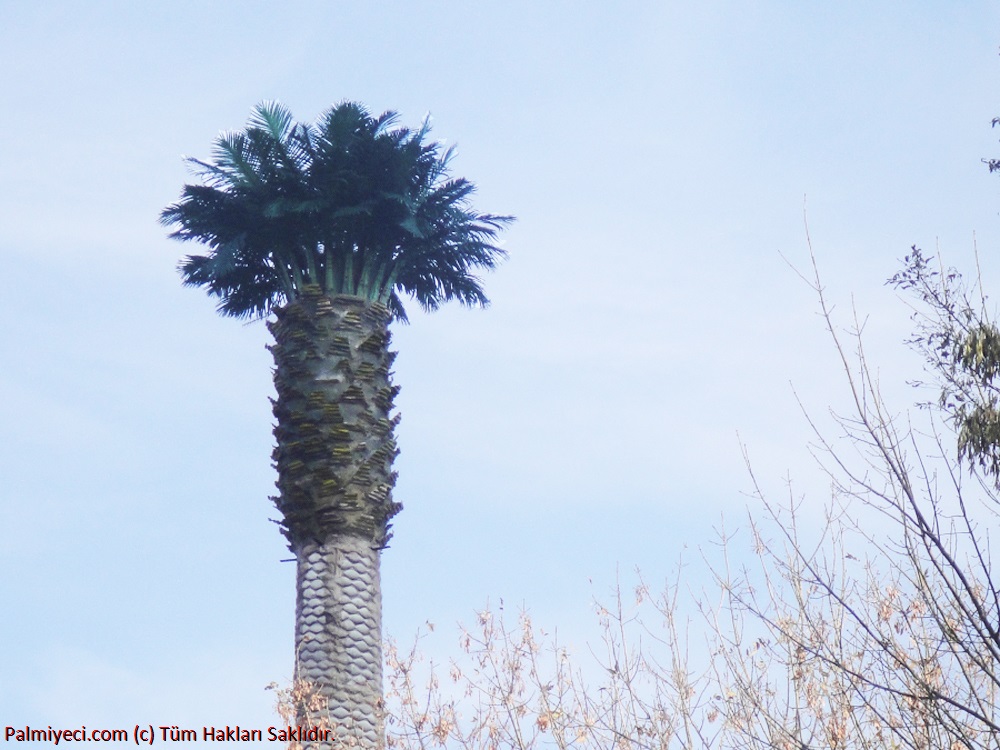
top-left (161, 101), bottom-right (511, 748)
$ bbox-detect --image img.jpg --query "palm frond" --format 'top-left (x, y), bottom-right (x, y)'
top-left (249, 101), bottom-right (295, 142)
top-left (162, 100), bottom-right (513, 321)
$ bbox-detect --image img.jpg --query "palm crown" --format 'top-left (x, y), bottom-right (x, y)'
top-left (161, 101), bottom-right (512, 322)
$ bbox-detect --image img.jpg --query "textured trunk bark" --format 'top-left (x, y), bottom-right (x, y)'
top-left (268, 288), bottom-right (401, 750)
top-left (295, 536), bottom-right (383, 748)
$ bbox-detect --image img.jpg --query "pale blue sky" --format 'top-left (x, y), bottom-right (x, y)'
top-left (3, 0), bottom-right (1000, 733)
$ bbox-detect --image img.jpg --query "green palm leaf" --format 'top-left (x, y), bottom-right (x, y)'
top-left (161, 100), bottom-right (512, 321)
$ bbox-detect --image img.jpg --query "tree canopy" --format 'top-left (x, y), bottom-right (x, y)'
top-left (161, 101), bottom-right (512, 322)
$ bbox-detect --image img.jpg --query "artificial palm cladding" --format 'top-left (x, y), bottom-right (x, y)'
top-left (161, 101), bottom-right (511, 748)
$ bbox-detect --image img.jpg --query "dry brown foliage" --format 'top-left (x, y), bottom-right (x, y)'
top-left (274, 246), bottom-right (1000, 749)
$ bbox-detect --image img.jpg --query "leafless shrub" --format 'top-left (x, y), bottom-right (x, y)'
top-left (273, 245), bottom-right (1000, 750)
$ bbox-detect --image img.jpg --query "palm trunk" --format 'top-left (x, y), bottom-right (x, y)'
top-left (268, 288), bottom-right (401, 749)
top-left (295, 537), bottom-right (383, 747)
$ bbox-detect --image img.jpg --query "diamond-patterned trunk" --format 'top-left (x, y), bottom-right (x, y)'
top-left (268, 289), bottom-right (401, 750)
